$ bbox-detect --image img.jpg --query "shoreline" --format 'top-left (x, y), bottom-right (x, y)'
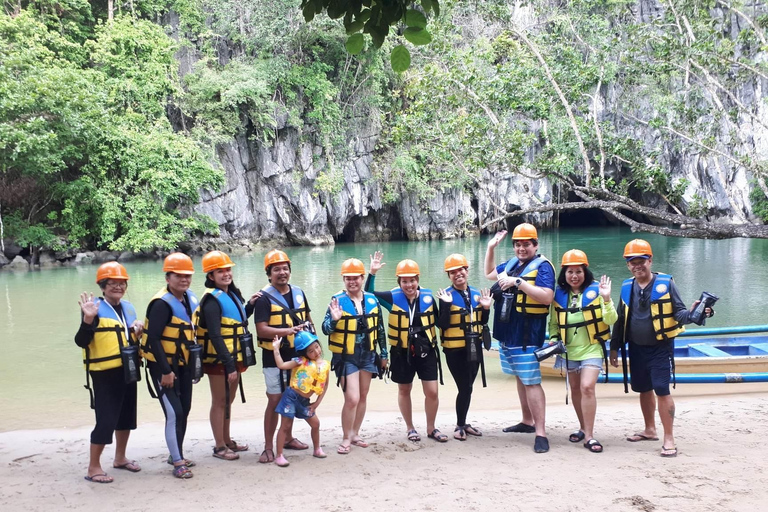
top-left (2, 385), bottom-right (767, 511)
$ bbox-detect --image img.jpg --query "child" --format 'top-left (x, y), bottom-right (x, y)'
top-left (272, 331), bottom-right (330, 467)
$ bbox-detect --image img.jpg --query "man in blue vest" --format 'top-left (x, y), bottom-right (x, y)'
top-left (484, 223), bottom-right (555, 453)
top-left (609, 239), bottom-right (713, 458)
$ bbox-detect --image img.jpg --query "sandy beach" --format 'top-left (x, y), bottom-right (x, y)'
top-left (2, 368), bottom-right (767, 512)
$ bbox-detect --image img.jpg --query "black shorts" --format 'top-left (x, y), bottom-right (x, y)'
top-left (389, 346), bottom-right (438, 384)
top-left (90, 367), bottom-right (137, 445)
top-left (628, 341), bottom-right (673, 396)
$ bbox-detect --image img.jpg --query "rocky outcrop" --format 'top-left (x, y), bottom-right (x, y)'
top-left (6, 255), bottom-right (30, 271)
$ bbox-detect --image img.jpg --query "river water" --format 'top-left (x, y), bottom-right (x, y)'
top-left (1, 227), bottom-right (764, 431)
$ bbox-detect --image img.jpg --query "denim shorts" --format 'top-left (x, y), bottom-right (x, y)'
top-left (553, 356), bottom-right (604, 374)
top-left (499, 345), bottom-right (541, 385)
top-left (263, 367), bottom-right (289, 395)
top-left (331, 350), bottom-right (378, 380)
top-left (275, 387), bottom-right (314, 419)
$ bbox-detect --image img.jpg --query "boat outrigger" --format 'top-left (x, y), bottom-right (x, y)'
top-left (501, 325), bottom-right (768, 383)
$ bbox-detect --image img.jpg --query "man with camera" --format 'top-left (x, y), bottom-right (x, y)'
top-left (253, 250), bottom-right (314, 463)
top-left (484, 223), bottom-right (555, 453)
top-left (609, 239), bottom-right (714, 458)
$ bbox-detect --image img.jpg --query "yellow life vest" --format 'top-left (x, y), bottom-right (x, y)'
top-left (504, 255), bottom-right (553, 316)
top-left (552, 282), bottom-right (611, 345)
top-left (387, 288), bottom-right (437, 349)
top-left (327, 292), bottom-right (379, 355)
top-left (290, 357), bottom-right (331, 395)
top-left (620, 274), bottom-right (685, 342)
top-left (256, 285), bottom-right (309, 350)
top-left (83, 298), bottom-right (138, 371)
top-left (439, 286), bottom-right (484, 349)
top-left (141, 288), bottom-right (199, 366)
top-left (195, 288), bottom-right (248, 364)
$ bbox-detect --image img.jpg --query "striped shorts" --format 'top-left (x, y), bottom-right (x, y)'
top-left (499, 345), bottom-right (542, 385)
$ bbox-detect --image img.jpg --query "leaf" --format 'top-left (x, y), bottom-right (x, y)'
top-left (346, 33), bottom-right (365, 55)
top-left (302, 3), bottom-right (315, 22)
top-left (421, 0), bottom-right (433, 13)
top-left (404, 27), bottom-right (432, 45)
top-left (404, 9), bottom-right (428, 29)
top-left (346, 19), bottom-right (365, 35)
top-left (391, 44), bottom-right (411, 72)
top-left (432, 0), bottom-right (440, 17)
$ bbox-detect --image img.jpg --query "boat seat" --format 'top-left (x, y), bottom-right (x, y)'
top-left (688, 344), bottom-right (731, 357)
top-left (749, 343), bottom-right (768, 355)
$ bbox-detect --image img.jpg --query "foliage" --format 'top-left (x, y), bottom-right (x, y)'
top-left (750, 179), bottom-right (768, 222)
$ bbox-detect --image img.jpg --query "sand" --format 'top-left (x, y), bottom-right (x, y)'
top-left (2, 372), bottom-right (767, 512)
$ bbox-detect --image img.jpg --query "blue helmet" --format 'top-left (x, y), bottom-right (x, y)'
top-left (294, 330), bottom-right (319, 351)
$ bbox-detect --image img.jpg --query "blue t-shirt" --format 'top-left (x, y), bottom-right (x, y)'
top-left (492, 256), bottom-right (556, 348)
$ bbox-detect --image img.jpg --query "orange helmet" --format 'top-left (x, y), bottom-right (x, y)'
top-left (96, 261), bottom-right (129, 283)
top-left (623, 239), bottom-right (653, 259)
top-left (444, 253), bottom-right (469, 272)
top-left (561, 249), bottom-right (589, 267)
top-left (395, 259), bottom-right (420, 277)
top-left (340, 258), bottom-right (365, 276)
top-left (264, 249), bottom-right (290, 270)
top-left (163, 252), bottom-right (195, 274)
top-left (202, 250), bottom-right (235, 273)
top-left (512, 223), bottom-right (538, 240)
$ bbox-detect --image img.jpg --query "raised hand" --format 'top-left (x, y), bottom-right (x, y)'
top-left (78, 292), bottom-right (98, 322)
top-left (599, 275), bottom-right (612, 301)
top-left (329, 296), bottom-right (343, 321)
top-left (478, 288), bottom-right (492, 309)
top-left (487, 230), bottom-right (507, 249)
top-left (272, 334), bottom-right (282, 350)
top-left (369, 251), bottom-right (385, 275)
top-left (436, 288), bottom-right (452, 303)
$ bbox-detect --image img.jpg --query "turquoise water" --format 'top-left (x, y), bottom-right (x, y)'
top-left (1, 227), bottom-right (763, 430)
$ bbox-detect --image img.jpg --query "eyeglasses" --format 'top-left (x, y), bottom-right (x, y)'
top-left (639, 288), bottom-right (650, 309)
top-left (105, 281), bottom-right (127, 288)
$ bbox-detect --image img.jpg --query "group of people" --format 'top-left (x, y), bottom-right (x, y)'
top-left (74, 224), bottom-right (713, 483)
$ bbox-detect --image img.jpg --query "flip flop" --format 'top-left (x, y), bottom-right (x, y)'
top-left (503, 422), bottom-right (536, 433)
top-left (584, 439), bottom-right (603, 453)
top-left (212, 446), bottom-right (240, 461)
top-left (226, 440), bottom-right (249, 452)
top-left (427, 429), bottom-right (449, 443)
top-left (626, 433), bottom-right (659, 442)
top-left (113, 460), bottom-right (141, 472)
top-left (284, 438), bottom-right (309, 450)
top-left (258, 449), bottom-right (275, 464)
top-left (569, 430), bottom-right (586, 443)
top-left (407, 429), bottom-right (421, 442)
top-left (350, 439), bottom-right (369, 448)
top-left (454, 426), bottom-right (467, 441)
top-left (464, 424), bottom-right (482, 437)
top-left (84, 473), bottom-right (113, 484)
top-left (534, 435), bottom-right (550, 453)
top-left (337, 444), bottom-right (351, 455)
top-left (660, 446), bottom-right (678, 458)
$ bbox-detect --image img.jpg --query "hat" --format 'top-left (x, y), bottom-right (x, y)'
top-left (294, 331), bottom-right (319, 351)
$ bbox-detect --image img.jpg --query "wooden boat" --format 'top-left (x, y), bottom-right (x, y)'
top-left (498, 325), bottom-right (768, 383)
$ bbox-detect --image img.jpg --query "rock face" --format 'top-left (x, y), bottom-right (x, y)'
top-left (6, 255), bottom-right (30, 271)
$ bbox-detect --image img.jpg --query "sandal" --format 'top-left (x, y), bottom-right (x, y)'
top-left (464, 424), bottom-right (482, 437)
top-left (226, 440), bottom-right (249, 452)
top-left (584, 439), bottom-right (603, 453)
top-left (454, 426), bottom-right (467, 441)
top-left (569, 430), bottom-right (586, 443)
top-left (350, 438), bottom-right (369, 448)
top-left (407, 429), bottom-right (421, 442)
top-left (284, 438), bottom-right (309, 450)
top-left (84, 473), bottom-right (113, 484)
top-left (113, 460), bottom-right (141, 472)
top-left (173, 464), bottom-right (194, 479)
top-left (167, 456), bottom-right (196, 467)
top-left (337, 444), bottom-right (351, 455)
top-left (258, 449), bottom-right (275, 464)
top-left (212, 446), bottom-right (240, 461)
top-left (427, 429), bottom-right (449, 443)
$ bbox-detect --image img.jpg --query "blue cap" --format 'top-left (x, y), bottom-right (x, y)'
top-left (294, 330), bottom-right (319, 351)
top-left (625, 255), bottom-right (651, 262)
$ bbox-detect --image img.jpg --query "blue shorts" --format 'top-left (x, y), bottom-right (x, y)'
top-left (275, 388), bottom-right (314, 419)
top-left (628, 342), bottom-right (673, 396)
top-left (331, 350), bottom-right (378, 380)
top-left (553, 356), bottom-right (604, 374)
top-left (499, 345), bottom-right (541, 385)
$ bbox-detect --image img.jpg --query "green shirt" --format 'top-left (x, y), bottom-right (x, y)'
top-left (547, 292), bottom-right (618, 361)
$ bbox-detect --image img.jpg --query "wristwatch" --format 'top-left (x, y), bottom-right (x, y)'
top-left (515, 278), bottom-right (522, 287)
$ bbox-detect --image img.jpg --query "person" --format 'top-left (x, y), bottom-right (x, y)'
top-left (75, 262), bottom-right (143, 483)
top-left (271, 331), bottom-right (331, 467)
top-left (253, 249), bottom-right (312, 463)
top-left (436, 253), bottom-right (492, 441)
top-left (484, 223), bottom-right (555, 453)
top-left (609, 239), bottom-right (714, 458)
top-left (140, 253), bottom-right (200, 478)
top-left (322, 258), bottom-right (388, 454)
top-left (366, 252), bottom-right (448, 443)
top-left (195, 250), bottom-right (253, 461)
top-left (547, 249), bottom-right (617, 454)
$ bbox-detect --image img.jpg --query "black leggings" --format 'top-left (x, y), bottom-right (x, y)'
top-left (443, 347), bottom-right (480, 427)
top-left (148, 362), bottom-right (194, 463)
top-left (90, 367), bottom-right (137, 445)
